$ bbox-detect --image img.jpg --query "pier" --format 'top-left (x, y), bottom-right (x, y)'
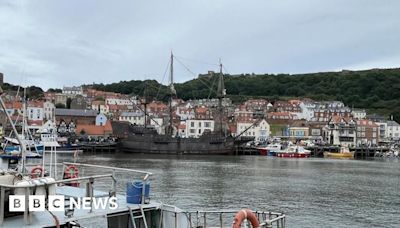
top-left (236, 145), bottom-right (390, 158)
top-left (305, 146), bottom-right (389, 158)
top-left (80, 142), bottom-right (118, 153)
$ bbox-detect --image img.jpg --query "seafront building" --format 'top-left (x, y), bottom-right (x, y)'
top-left (0, 86), bottom-right (399, 145)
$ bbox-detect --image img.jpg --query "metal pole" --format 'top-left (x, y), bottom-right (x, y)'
top-left (54, 146), bottom-right (57, 179)
top-left (0, 187), bottom-right (4, 225)
top-left (203, 212), bottom-right (206, 228)
top-left (219, 212), bottom-right (223, 228)
top-left (49, 146), bottom-right (53, 178)
top-left (0, 89), bottom-right (27, 172)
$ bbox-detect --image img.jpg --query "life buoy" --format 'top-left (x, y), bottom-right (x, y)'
top-left (232, 209), bottom-right (260, 228)
top-left (31, 166), bottom-right (44, 179)
top-left (63, 165), bottom-right (80, 187)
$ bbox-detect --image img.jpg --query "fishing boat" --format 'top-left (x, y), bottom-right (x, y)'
top-left (276, 145), bottom-right (311, 158)
top-left (0, 87), bottom-right (286, 227)
top-left (324, 146), bottom-right (354, 158)
top-left (119, 54), bottom-right (251, 155)
top-left (257, 143), bottom-right (282, 156)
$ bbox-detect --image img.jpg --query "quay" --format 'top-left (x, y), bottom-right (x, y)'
top-left (305, 146), bottom-right (390, 158)
top-left (236, 145), bottom-right (390, 158)
top-left (80, 142), bottom-right (118, 153)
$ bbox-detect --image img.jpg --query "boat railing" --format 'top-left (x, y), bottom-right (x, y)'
top-left (61, 162), bottom-right (152, 205)
top-left (181, 209), bottom-right (286, 228)
top-left (0, 162), bottom-right (153, 225)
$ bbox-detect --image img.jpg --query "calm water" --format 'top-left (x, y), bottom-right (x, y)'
top-left (57, 154), bottom-right (400, 228)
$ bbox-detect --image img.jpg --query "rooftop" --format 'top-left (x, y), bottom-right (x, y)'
top-left (120, 111), bottom-right (144, 117)
top-left (55, 109), bottom-right (98, 117)
top-left (387, 120), bottom-right (400, 127)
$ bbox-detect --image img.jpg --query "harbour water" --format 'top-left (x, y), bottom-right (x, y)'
top-left (57, 154), bottom-right (400, 228)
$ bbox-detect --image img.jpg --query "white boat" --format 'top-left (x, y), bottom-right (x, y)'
top-left (257, 143), bottom-right (282, 156)
top-left (276, 145), bottom-right (311, 158)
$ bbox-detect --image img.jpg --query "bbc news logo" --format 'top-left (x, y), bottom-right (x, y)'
top-left (9, 195), bottom-right (118, 212)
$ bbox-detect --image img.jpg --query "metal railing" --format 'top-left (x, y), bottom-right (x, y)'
top-left (0, 162), bottom-right (153, 225)
top-left (180, 209), bottom-right (285, 228)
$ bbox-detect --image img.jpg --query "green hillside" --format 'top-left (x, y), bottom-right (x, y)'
top-left (91, 68), bottom-right (400, 121)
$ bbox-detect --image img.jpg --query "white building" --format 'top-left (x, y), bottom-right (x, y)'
top-left (106, 97), bottom-right (133, 106)
top-left (43, 101), bottom-right (55, 121)
top-left (149, 117), bottom-right (164, 135)
top-left (386, 121), bottom-right (400, 140)
top-left (323, 116), bottom-right (356, 147)
top-left (186, 119), bottom-right (214, 138)
top-left (42, 120), bottom-right (56, 132)
top-left (119, 111), bottom-right (145, 126)
top-left (236, 119), bottom-right (270, 142)
top-left (92, 101), bottom-right (109, 114)
top-left (176, 106), bottom-right (195, 120)
top-left (375, 122), bottom-right (387, 141)
top-left (351, 109), bottom-right (367, 119)
top-left (299, 101), bottom-right (316, 121)
top-left (27, 103), bottom-right (43, 121)
top-left (62, 86), bottom-right (83, 96)
top-left (96, 114), bottom-right (108, 126)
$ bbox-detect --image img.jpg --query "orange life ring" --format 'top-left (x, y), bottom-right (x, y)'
top-left (64, 165), bottom-right (79, 179)
top-left (31, 166), bottom-right (44, 179)
top-left (63, 165), bottom-right (80, 187)
top-left (232, 209), bottom-right (260, 228)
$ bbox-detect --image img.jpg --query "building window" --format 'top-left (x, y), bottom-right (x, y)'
top-left (191, 122), bottom-right (194, 127)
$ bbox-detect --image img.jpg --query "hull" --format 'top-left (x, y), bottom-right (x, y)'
top-left (324, 152), bottom-right (354, 158)
top-left (257, 148), bottom-right (277, 156)
top-left (119, 134), bottom-right (235, 155)
top-left (276, 152), bottom-right (310, 158)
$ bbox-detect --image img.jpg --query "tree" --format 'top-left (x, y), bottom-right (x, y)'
top-left (55, 103), bottom-right (66, 109)
top-left (66, 98), bottom-right (72, 109)
top-left (47, 88), bottom-right (62, 93)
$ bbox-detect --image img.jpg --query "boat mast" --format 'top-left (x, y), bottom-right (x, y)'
top-left (168, 52), bottom-right (176, 136)
top-left (143, 81), bottom-right (148, 129)
top-left (22, 88), bottom-right (27, 140)
top-left (217, 60), bottom-right (226, 136)
top-left (0, 86), bottom-right (27, 173)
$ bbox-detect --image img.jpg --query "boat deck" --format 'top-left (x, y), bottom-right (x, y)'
top-left (3, 186), bottom-right (162, 227)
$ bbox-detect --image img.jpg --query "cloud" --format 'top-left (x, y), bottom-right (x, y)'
top-left (0, 0), bottom-right (399, 90)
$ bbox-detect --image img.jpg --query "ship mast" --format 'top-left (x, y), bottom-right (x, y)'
top-left (217, 60), bottom-right (226, 136)
top-left (168, 52), bottom-right (176, 136)
top-left (0, 86), bottom-right (27, 173)
top-left (143, 81), bottom-right (148, 128)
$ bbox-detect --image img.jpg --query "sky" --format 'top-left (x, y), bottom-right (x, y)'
top-left (0, 0), bottom-right (399, 90)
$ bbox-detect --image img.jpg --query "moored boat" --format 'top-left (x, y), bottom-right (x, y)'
top-left (120, 54), bottom-right (250, 155)
top-left (257, 143), bottom-right (282, 156)
top-left (276, 145), bottom-right (311, 158)
top-left (324, 146), bottom-right (354, 158)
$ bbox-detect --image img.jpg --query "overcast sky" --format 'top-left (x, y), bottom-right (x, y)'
top-left (0, 0), bottom-right (399, 90)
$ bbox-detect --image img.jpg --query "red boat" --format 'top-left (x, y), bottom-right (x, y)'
top-left (256, 144), bottom-right (282, 156)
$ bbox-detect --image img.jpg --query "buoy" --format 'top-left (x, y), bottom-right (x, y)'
top-left (31, 166), bottom-right (44, 179)
top-left (232, 209), bottom-right (260, 228)
top-left (63, 165), bottom-right (80, 187)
